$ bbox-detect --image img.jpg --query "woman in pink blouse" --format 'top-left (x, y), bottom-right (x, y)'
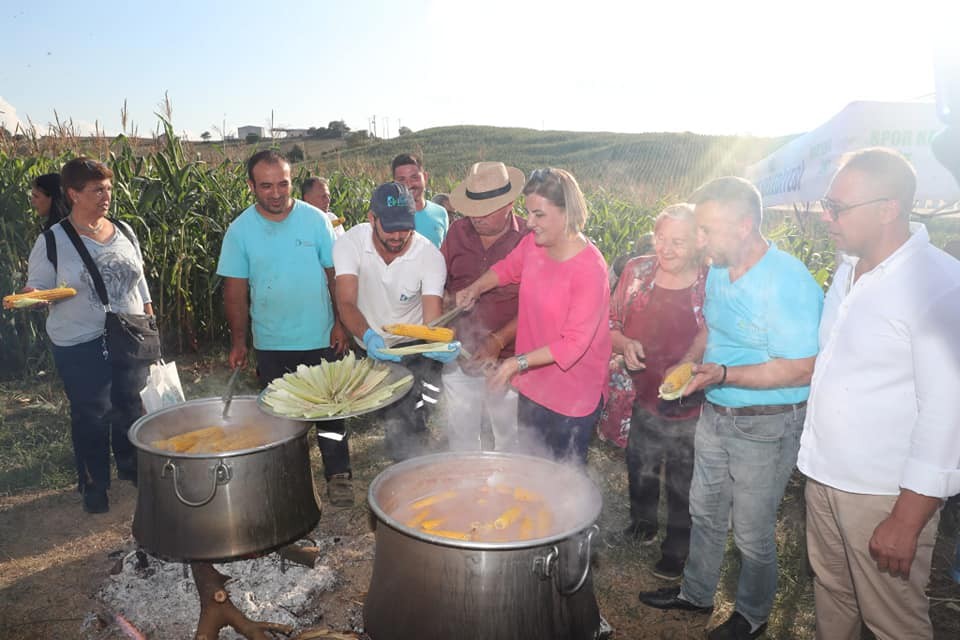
top-left (456, 168), bottom-right (612, 464)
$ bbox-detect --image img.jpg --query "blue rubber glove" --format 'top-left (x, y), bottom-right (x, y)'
top-left (423, 341), bottom-right (461, 363)
top-left (363, 328), bottom-right (401, 362)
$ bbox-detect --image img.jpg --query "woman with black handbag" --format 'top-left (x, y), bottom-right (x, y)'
top-left (22, 157), bottom-right (156, 514)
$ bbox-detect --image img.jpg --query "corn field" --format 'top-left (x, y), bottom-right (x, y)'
top-left (0, 120), bottom-right (666, 380)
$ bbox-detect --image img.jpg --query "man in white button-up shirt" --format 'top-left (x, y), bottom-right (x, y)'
top-left (798, 147), bottom-right (960, 640)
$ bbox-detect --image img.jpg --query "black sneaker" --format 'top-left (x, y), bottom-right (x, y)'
top-left (622, 522), bottom-right (658, 545)
top-left (653, 556), bottom-right (684, 580)
top-left (83, 488), bottom-right (109, 514)
top-left (708, 611), bottom-right (767, 639)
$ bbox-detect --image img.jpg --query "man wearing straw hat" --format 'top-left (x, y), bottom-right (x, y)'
top-left (443, 162), bottom-right (528, 451)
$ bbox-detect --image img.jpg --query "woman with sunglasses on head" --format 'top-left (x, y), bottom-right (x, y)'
top-left (456, 168), bottom-right (611, 465)
top-left (30, 173), bottom-right (69, 231)
top-left (21, 157), bottom-right (154, 514)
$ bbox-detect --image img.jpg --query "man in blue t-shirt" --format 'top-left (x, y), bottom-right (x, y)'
top-left (639, 177), bottom-right (823, 640)
top-left (216, 150), bottom-right (354, 506)
top-left (391, 153), bottom-right (448, 248)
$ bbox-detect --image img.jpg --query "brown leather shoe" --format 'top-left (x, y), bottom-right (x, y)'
top-left (327, 473), bottom-right (354, 507)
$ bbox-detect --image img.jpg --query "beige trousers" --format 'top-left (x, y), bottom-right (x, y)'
top-left (804, 479), bottom-right (940, 640)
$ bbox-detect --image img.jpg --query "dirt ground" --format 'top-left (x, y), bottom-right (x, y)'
top-left (1, 361), bottom-right (959, 639)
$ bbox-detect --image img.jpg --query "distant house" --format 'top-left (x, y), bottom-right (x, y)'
top-left (272, 128), bottom-right (309, 138)
top-left (238, 125), bottom-right (266, 140)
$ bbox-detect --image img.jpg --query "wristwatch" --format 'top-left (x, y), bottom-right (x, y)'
top-left (516, 354), bottom-right (529, 372)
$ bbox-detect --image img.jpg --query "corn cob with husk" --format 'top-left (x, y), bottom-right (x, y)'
top-left (3, 287), bottom-right (77, 309)
top-left (383, 323), bottom-right (455, 343)
top-left (658, 361), bottom-right (695, 400)
top-left (261, 352), bottom-right (413, 418)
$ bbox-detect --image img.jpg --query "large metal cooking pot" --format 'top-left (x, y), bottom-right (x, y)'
top-left (364, 452), bottom-right (603, 640)
top-left (128, 396), bottom-right (321, 561)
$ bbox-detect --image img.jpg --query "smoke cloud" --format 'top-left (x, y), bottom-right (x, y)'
top-left (0, 97), bottom-right (23, 133)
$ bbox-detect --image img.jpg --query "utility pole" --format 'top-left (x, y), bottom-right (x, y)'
top-left (371, 115), bottom-right (377, 139)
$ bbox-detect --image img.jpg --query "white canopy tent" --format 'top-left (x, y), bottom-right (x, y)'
top-left (745, 101), bottom-right (960, 216)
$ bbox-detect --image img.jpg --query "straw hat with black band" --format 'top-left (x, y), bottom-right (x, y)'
top-left (449, 162), bottom-right (526, 217)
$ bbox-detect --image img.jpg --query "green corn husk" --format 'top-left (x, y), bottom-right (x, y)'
top-left (263, 355), bottom-right (413, 417)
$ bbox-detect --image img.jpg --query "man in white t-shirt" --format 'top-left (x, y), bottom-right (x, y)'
top-left (301, 176), bottom-right (345, 239)
top-left (799, 147), bottom-right (960, 639)
top-left (333, 182), bottom-right (458, 460)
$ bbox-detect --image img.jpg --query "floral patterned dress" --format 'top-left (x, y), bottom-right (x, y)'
top-left (596, 255), bottom-right (706, 447)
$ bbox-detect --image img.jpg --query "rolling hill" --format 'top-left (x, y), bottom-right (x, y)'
top-left (308, 125), bottom-right (793, 200)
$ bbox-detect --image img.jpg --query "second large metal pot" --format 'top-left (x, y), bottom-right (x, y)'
top-left (129, 396), bottom-right (321, 561)
top-left (364, 452), bottom-right (603, 640)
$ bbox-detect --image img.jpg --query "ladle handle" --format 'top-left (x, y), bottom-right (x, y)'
top-left (222, 366), bottom-right (241, 419)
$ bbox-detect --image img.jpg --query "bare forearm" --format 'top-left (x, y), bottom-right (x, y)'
top-left (325, 268), bottom-right (340, 322)
top-left (611, 329), bottom-right (630, 355)
top-left (223, 281), bottom-right (249, 348)
top-left (890, 490), bottom-right (942, 532)
top-left (422, 295), bottom-right (443, 325)
top-left (724, 356), bottom-right (815, 389)
top-left (493, 316), bottom-right (518, 346)
top-left (337, 301), bottom-right (369, 339)
top-left (522, 345), bottom-right (556, 368)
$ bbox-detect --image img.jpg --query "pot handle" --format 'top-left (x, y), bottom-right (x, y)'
top-left (161, 459), bottom-right (231, 507)
top-left (555, 524), bottom-right (599, 596)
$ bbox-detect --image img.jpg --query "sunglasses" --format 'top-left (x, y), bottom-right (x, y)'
top-left (528, 168), bottom-right (553, 183)
top-left (818, 197), bottom-right (893, 221)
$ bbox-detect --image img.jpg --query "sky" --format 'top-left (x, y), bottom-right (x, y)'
top-left (0, 0), bottom-right (956, 141)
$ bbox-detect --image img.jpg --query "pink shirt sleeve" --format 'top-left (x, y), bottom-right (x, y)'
top-left (491, 233), bottom-right (530, 286)
top-left (546, 253), bottom-right (609, 371)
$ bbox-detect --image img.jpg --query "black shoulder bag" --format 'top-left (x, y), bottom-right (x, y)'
top-left (61, 219), bottom-right (161, 364)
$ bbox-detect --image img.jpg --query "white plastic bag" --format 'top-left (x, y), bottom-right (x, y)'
top-left (140, 360), bottom-right (186, 413)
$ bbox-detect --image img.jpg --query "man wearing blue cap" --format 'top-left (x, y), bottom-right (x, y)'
top-left (334, 182), bottom-right (458, 460)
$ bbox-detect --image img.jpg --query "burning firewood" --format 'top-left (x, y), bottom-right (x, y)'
top-left (191, 562), bottom-right (294, 640)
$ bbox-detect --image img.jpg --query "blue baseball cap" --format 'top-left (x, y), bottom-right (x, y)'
top-left (370, 182), bottom-right (416, 232)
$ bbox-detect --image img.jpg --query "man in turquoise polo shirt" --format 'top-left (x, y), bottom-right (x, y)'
top-left (217, 150), bottom-right (354, 506)
top-left (392, 153), bottom-right (448, 248)
top-left (639, 177), bottom-right (823, 640)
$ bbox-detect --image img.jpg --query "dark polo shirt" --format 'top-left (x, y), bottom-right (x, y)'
top-left (442, 214), bottom-right (528, 358)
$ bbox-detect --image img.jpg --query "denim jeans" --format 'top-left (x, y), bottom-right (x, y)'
top-left (52, 336), bottom-right (149, 492)
top-left (517, 394), bottom-right (602, 466)
top-left (256, 348), bottom-right (350, 479)
top-left (626, 405), bottom-right (698, 563)
top-left (680, 402), bottom-right (804, 628)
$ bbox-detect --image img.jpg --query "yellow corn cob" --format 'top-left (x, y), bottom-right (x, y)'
top-left (519, 517), bottom-right (535, 540)
top-left (513, 487), bottom-right (543, 502)
top-left (411, 490), bottom-right (458, 510)
top-left (430, 529), bottom-right (472, 541)
top-left (536, 507), bottom-right (553, 537)
top-left (406, 509), bottom-right (433, 528)
top-left (152, 426), bottom-right (226, 453)
top-left (494, 505), bottom-right (524, 530)
top-left (658, 362), bottom-right (695, 400)
top-left (383, 323), bottom-right (455, 343)
top-left (3, 287), bottom-right (77, 309)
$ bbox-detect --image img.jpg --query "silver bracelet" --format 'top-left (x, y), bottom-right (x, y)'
top-left (516, 354), bottom-right (529, 372)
